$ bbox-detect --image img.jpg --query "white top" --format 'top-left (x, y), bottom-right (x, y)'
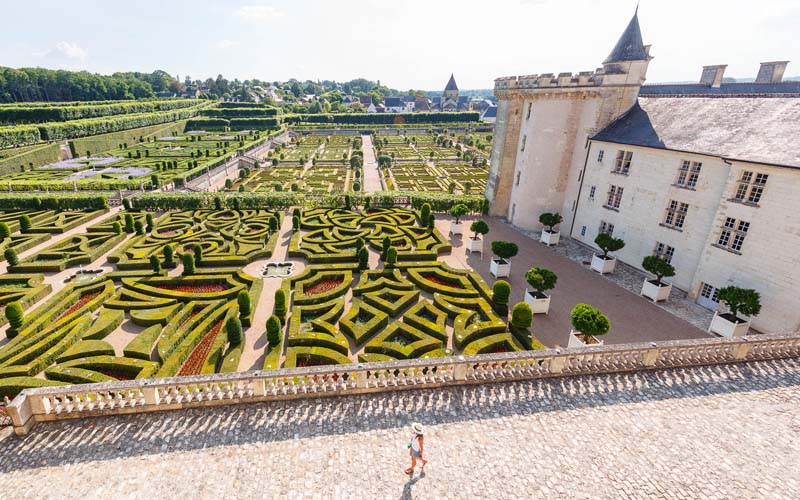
top-left (410, 435), bottom-right (421, 452)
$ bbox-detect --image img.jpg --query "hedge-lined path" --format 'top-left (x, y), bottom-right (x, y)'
top-left (1, 358), bottom-right (798, 499)
top-left (434, 215), bottom-right (709, 348)
top-left (361, 134), bottom-right (382, 193)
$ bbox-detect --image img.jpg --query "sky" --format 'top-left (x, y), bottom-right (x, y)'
top-left (1, 0), bottom-right (798, 90)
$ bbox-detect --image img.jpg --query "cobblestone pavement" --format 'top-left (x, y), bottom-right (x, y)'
top-left (2, 358), bottom-right (798, 499)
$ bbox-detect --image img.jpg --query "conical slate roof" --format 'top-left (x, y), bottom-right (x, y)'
top-left (444, 74), bottom-right (458, 92)
top-left (604, 9), bottom-right (648, 63)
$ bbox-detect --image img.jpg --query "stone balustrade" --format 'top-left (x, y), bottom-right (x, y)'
top-left (5, 332), bottom-right (800, 435)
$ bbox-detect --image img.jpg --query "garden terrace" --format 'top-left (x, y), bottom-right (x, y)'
top-left (0, 209), bottom-right (105, 234)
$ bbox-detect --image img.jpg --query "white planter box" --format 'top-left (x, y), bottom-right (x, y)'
top-left (466, 237), bottom-right (483, 253)
top-left (591, 254), bottom-right (616, 274)
top-left (449, 222), bottom-right (464, 236)
top-left (708, 312), bottom-right (750, 337)
top-left (540, 230), bottom-right (560, 246)
top-left (524, 290), bottom-right (551, 314)
top-left (490, 258), bottom-right (511, 278)
top-left (641, 279), bottom-right (672, 302)
top-left (567, 330), bottom-right (604, 348)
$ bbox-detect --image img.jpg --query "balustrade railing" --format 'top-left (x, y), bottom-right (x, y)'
top-left (5, 332), bottom-right (800, 435)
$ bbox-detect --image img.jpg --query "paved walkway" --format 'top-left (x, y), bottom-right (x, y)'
top-left (1, 358), bottom-right (798, 499)
top-left (361, 134), bottom-right (383, 193)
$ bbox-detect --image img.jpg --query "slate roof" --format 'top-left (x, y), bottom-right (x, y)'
top-left (592, 97), bottom-right (800, 168)
top-left (481, 105), bottom-right (497, 119)
top-left (640, 81), bottom-right (800, 96)
top-left (383, 97), bottom-right (403, 107)
top-left (445, 74), bottom-right (459, 92)
top-left (604, 10), bottom-right (648, 64)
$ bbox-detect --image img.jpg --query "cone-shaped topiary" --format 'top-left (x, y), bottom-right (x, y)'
top-left (292, 216), bottom-right (300, 231)
top-left (358, 246), bottom-right (369, 271)
top-left (511, 302), bottom-right (533, 329)
top-left (0, 222), bottom-right (9, 240)
top-left (420, 203), bottom-right (431, 226)
top-left (19, 215), bottom-right (31, 233)
top-left (226, 317), bottom-right (243, 346)
top-left (112, 221), bottom-right (122, 235)
top-left (266, 315), bottom-right (282, 347)
top-left (145, 213), bottom-right (154, 232)
top-left (381, 236), bottom-right (392, 259)
top-left (214, 196), bottom-right (222, 210)
top-left (124, 213), bottom-right (134, 233)
top-left (4, 248), bottom-right (18, 266)
top-left (493, 280), bottom-right (511, 306)
top-left (237, 290), bottom-right (252, 317)
top-left (5, 301), bottom-right (24, 329)
top-left (269, 216), bottom-right (279, 233)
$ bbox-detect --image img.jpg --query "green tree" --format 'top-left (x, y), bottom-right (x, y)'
top-left (266, 315), bottom-right (282, 347)
top-left (226, 317), bottom-right (243, 346)
top-left (491, 241), bottom-right (519, 262)
top-left (525, 267), bottom-right (557, 296)
top-left (353, 181), bottom-right (361, 192)
top-left (470, 220), bottom-right (489, 240)
top-left (4, 248), bottom-right (18, 266)
top-left (149, 255), bottom-right (161, 273)
top-left (225, 179), bottom-right (233, 189)
top-left (386, 247), bottom-right (397, 267)
top-left (19, 214), bottom-right (31, 233)
top-left (570, 303), bottom-right (610, 340)
top-left (269, 216), bottom-right (279, 233)
top-left (292, 216), bottom-right (300, 231)
top-left (717, 286), bottom-right (762, 320)
top-left (122, 198), bottom-right (131, 211)
top-left (538, 213), bottom-right (563, 233)
top-left (381, 236), bottom-right (392, 260)
top-left (0, 222), bottom-right (9, 240)
top-left (358, 246), bottom-right (369, 271)
top-left (214, 196), bottom-right (222, 210)
top-left (511, 302), bottom-right (533, 329)
top-left (232, 198), bottom-right (240, 210)
top-left (420, 203), bottom-right (431, 226)
top-left (595, 233), bottom-right (625, 258)
top-left (237, 290), bottom-right (252, 317)
top-left (112, 221), bottom-right (122, 235)
top-left (449, 204), bottom-right (468, 224)
top-left (5, 301), bottom-right (24, 329)
top-left (492, 280), bottom-right (511, 306)
top-left (181, 252), bottom-right (195, 276)
top-left (641, 256), bottom-right (675, 286)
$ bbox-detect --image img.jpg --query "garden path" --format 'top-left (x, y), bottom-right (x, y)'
top-left (361, 134), bottom-right (383, 193)
top-left (1, 358), bottom-right (797, 499)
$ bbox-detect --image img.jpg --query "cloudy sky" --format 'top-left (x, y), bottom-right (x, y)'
top-left (1, 0), bottom-right (797, 90)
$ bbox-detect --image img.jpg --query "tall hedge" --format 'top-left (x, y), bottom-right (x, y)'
top-left (0, 126), bottom-right (41, 148)
top-left (283, 112), bottom-right (479, 125)
top-left (0, 99), bottom-right (196, 124)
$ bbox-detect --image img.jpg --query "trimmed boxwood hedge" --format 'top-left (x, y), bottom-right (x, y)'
top-left (0, 376), bottom-right (67, 400)
top-left (123, 324), bottom-right (162, 361)
top-left (56, 339), bottom-right (115, 362)
top-left (339, 299), bottom-right (388, 345)
top-left (82, 308), bottom-right (124, 340)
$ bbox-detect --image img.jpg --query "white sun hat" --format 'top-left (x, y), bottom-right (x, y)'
top-left (411, 422), bottom-right (424, 434)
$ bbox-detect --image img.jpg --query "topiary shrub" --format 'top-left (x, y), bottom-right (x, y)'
top-left (525, 267), bottom-right (557, 297)
top-left (145, 213), bottom-right (154, 232)
top-left (124, 213), bottom-right (134, 233)
top-left (193, 244), bottom-right (203, 265)
top-left (149, 255), bottom-right (161, 273)
top-left (539, 212), bottom-right (563, 233)
top-left (511, 302), bottom-right (533, 329)
top-left (237, 290), bottom-right (252, 317)
top-left (292, 216), bottom-right (300, 231)
top-left (269, 216), bottom-right (279, 233)
top-left (353, 181), bottom-right (361, 192)
top-left (0, 222), bottom-right (9, 240)
top-left (717, 286), bottom-right (761, 321)
top-left (492, 280), bottom-right (511, 306)
top-left (214, 196), bottom-right (222, 210)
top-left (381, 236), bottom-right (392, 260)
top-left (225, 179), bottom-right (233, 189)
top-left (570, 303), bottom-right (610, 343)
top-left (491, 241), bottom-right (518, 263)
top-left (641, 255), bottom-right (675, 286)
top-left (427, 213), bottom-right (435, 232)
top-left (358, 246), bottom-right (369, 271)
top-left (226, 317), bottom-right (243, 346)
top-left (449, 204), bottom-right (468, 225)
top-left (19, 215), bottom-right (31, 233)
top-left (232, 198), bottom-right (240, 210)
top-left (595, 233), bottom-right (625, 258)
top-left (163, 245), bottom-right (174, 267)
top-left (386, 247), bottom-right (397, 267)
top-left (266, 314), bottom-right (282, 347)
top-left (5, 301), bottom-right (24, 329)
top-left (112, 221), bottom-right (122, 235)
top-left (4, 248), bottom-right (18, 266)
top-left (181, 253), bottom-right (195, 276)
top-left (470, 219), bottom-right (489, 240)
top-left (122, 198), bottom-right (131, 211)
top-left (273, 289), bottom-right (287, 322)
top-left (134, 220), bottom-right (144, 236)
top-left (420, 203), bottom-right (431, 226)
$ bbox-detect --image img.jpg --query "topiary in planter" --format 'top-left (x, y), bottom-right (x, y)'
top-left (449, 204), bottom-right (468, 225)
top-left (470, 219), bottom-right (489, 240)
top-left (386, 247), bottom-right (397, 267)
top-left (594, 233), bottom-right (625, 258)
top-left (163, 245), bottom-right (174, 267)
top-left (539, 212), bottom-right (563, 233)
top-left (511, 302), bottom-right (533, 329)
top-left (19, 214), bottom-right (31, 233)
top-left (112, 221), bottom-right (122, 235)
top-left (492, 280), bottom-right (511, 306)
top-left (226, 317), bottom-right (243, 346)
top-left (570, 303), bottom-right (610, 343)
top-left (149, 255), bottom-right (161, 273)
top-left (0, 222), bottom-right (9, 240)
top-left (717, 286), bottom-right (761, 321)
top-left (4, 248), bottom-right (18, 266)
top-left (274, 289), bottom-right (287, 322)
top-left (491, 241), bottom-right (518, 263)
top-left (358, 246), bottom-right (369, 271)
top-left (525, 267), bottom-right (557, 297)
top-left (266, 314), bottom-right (281, 347)
top-left (181, 253), bottom-right (195, 276)
top-left (5, 301), bottom-right (24, 329)
top-left (420, 203), bottom-right (431, 226)
top-left (237, 290), bottom-right (252, 317)
top-left (641, 255), bottom-right (675, 286)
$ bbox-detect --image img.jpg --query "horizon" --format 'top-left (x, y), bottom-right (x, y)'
top-left (1, 0), bottom-right (797, 90)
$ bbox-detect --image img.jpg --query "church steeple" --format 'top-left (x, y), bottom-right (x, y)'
top-left (444, 74), bottom-right (458, 92)
top-left (603, 8), bottom-right (648, 64)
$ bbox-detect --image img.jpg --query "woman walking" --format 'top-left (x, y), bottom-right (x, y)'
top-left (405, 422), bottom-right (428, 474)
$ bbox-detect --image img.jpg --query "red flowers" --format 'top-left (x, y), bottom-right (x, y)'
top-left (303, 278), bottom-right (344, 296)
top-left (57, 291), bottom-right (101, 322)
top-left (178, 319), bottom-right (225, 377)
top-left (157, 283), bottom-right (227, 293)
top-left (423, 275), bottom-right (463, 289)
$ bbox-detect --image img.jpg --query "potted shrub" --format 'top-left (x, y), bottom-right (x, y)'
top-left (640, 256), bottom-right (675, 302)
top-left (568, 303), bottom-right (610, 348)
top-left (708, 286), bottom-right (761, 337)
top-left (538, 213), bottom-right (563, 246)
top-left (591, 233), bottom-right (625, 274)
top-left (490, 241), bottom-right (518, 278)
top-left (467, 219), bottom-right (489, 253)
top-left (448, 204), bottom-right (468, 236)
top-left (524, 267), bottom-right (557, 315)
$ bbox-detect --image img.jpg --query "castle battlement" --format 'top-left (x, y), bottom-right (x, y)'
top-left (494, 69), bottom-right (603, 90)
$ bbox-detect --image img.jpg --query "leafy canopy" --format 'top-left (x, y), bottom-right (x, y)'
top-left (570, 303), bottom-right (610, 337)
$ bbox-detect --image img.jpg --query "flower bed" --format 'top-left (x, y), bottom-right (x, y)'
top-left (304, 278), bottom-right (344, 296)
top-left (157, 283), bottom-right (228, 293)
top-left (177, 319), bottom-right (224, 376)
top-left (56, 291), bottom-right (101, 322)
top-left (422, 274), bottom-right (463, 289)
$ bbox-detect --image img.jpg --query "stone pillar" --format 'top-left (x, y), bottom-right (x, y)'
top-left (486, 97), bottom-right (523, 218)
top-left (453, 357), bottom-right (468, 381)
top-left (142, 385), bottom-right (161, 405)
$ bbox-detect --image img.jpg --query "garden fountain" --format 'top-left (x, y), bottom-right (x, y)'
top-left (261, 262), bottom-right (295, 278)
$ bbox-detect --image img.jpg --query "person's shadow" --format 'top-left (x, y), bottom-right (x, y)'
top-left (399, 469), bottom-right (425, 500)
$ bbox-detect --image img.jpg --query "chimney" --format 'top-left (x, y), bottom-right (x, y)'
top-left (755, 61), bottom-right (789, 83)
top-left (700, 65), bottom-right (727, 88)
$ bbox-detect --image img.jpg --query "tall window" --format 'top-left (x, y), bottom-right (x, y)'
top-left (663, 200), bottom-right (689, 229)
top-left (515, 171), bottom-right (521, 186)
top-left (605, 185), bottom-right (624, 209)
top-left (520, 135), bottom-right (527, 152)
top-left (614, 150), bottom-right (633, 175)
top-left (676, 160), bottom-right (702, 189)
top-left (588, 186), bottom-right (596, 199)
top-left (733, 171), bottom-right (768, 204)
top-left (526, 103), bottom-right (532, 120)
top-left (599, 221), bottom-right (615, 236)
top-left (580, 225), bottom-right (587, 236)
top-left (717, 217), bottom-right (750, 252)
top-left (597, 150), bottom-right (604, 163)
top-left (654, 242), bottom-right (675, 264)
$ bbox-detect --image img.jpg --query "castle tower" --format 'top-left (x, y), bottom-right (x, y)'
top-left (441, 74), bottom-right (459, 111)
top-left (485, 9), bottom-right (651, 231)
